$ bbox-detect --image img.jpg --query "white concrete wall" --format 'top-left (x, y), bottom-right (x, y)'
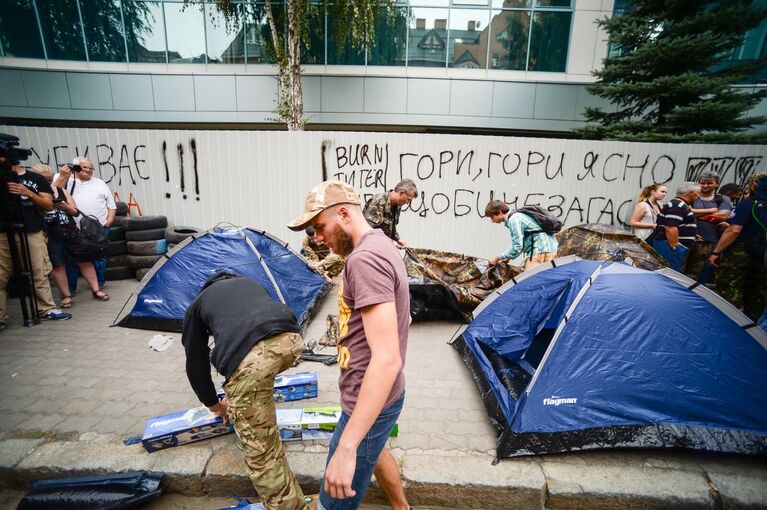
top-left (3, 125), bottom-right (765, 261)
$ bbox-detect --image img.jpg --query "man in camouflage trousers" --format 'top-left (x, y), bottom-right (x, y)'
top-left (709, 175), bottom-right (767, 322)
top-left (363, 179), bottom-right (418, 248)
top-left (303, 226), bottom-right (344, 278)
top-left (182, 271), bottom-right (307, 510)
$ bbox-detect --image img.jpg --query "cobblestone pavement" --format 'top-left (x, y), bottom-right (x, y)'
top-left (0, 278), bottom-right (766, 509)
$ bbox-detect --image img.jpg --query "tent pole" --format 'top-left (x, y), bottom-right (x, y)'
top-left (242, 230), bottom-right (287, 304)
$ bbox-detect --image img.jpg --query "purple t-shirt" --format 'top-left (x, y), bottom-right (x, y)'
top-left (337, 229), bottom-right (409, 414)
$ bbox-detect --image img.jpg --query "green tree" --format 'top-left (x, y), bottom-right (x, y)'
top-left (578, 0), bottom-right (767, 143)
top-left (190, 0), bottom-right (401, 131)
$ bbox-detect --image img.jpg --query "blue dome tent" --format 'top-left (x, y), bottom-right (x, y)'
top-left (116, 226), bottom-right (331, 333)
top-left (451, 256), bottom-right (767, 459)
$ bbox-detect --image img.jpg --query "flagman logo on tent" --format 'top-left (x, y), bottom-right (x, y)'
top-left (543, 396), bottom-right (577, 406)
top-left (143, 298), bottom-right (163, 304)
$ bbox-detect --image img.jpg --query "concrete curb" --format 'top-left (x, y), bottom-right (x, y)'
top-left (2, 433), bottom-right (766, 509)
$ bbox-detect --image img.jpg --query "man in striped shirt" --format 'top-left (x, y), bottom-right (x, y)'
top-left (653, 182), bottom-right (700, 273)
top-left (486, 200), bottom-right (559, 270)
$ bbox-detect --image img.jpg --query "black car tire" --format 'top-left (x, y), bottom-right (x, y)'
top-left (127, 239), bottom-right (168, 256)
top-left (123, 215), bottom-right (168, 231)
top-left (165, 226), bottom-right (203, 244)
top-left (125, 228), bottom-right (166, 242)
top-left (127, 254), bottom-right (164, 269)
top-left (107, 240), bottom-right (128, 256)
top-left (108, 226), bottom-right (125, 242)
top-left (107, 254), bottom-right (129, 267)
top-left (105, 265), bottom-right (134, 280)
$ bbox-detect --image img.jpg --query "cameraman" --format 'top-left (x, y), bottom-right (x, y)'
top-left (54, 158), bottom-right (114, 300)
top-left (0, 162), bottom-right (72, 330)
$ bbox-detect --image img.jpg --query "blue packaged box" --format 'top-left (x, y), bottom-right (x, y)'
top-left (141, 406), bottom-right (234, 452)
top-left (276, 408), bottom-right (303, 442)
top-left (273, 371), bottom-right (318, 402)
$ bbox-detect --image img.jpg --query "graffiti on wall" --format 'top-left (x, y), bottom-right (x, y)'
top-left (325, 141), bottom-right (764, 227)
top-left (29, 138), bottom-right (202, 201)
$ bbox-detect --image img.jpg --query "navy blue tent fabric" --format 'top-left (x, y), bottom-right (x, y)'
top-left (453, 258), bottom-right (767, 458)
top-left (117, 227), bottom-right (331, 333)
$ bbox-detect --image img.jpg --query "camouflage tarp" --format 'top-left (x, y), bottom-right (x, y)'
top-left (556, 223), bottom-right (667, 271)
top-left (404, 248), bottom-right (523, 323)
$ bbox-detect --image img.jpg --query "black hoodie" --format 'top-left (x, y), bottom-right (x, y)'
top-left (181, 271), bottom-right (300, 406)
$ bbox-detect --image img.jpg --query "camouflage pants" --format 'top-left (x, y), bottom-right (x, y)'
top-left (224, 332), bottom-right (306, 510)
top-left (525, 252), bottom-right (556, 270)
top-left (712, 245), bottom-right (767, 322)
top-left (685, 241), bottom-right (714, 280)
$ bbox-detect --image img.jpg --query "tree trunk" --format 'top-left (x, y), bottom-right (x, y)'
top-left (286, 0), bottom-right (304, 131)
top-left (264, 0), bottom-right (303, 130)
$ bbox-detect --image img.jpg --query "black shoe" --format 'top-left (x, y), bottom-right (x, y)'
top-left (0, 322), bottom-right (7, 332)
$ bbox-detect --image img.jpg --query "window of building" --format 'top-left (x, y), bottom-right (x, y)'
top-left (490, 8), bottom-right (529, 70)
top-left (409, 7), bottom-right (449, 67)
top-left (528, 9), bottom-right (570, 71)
top-left (302, 4), bottom-right (325, 65)
top-left (0, 0), bottom-right (576, 73)
top-left (35, 0), bottom-right (87, 60)
top-left (205, 2), bottom-right (244, 64)
top-left (448, 8), bottom-right (489, 68)
top-left (124, 0), bottom-right (166, 63)
top-left (81, 0), bottom-right (128, 62)
top-left (368, 5), bottom-right (409, 66)
top-left (243, 2), bottom-right (281, 65)
top-left (164, 1), bottom-right (207, 63)
top-left (492, 0), bottom-right (531, 7)
top-left (0, 0), bottom-right (46, 59)
top-left (535, 0), bottom-right (571, 7)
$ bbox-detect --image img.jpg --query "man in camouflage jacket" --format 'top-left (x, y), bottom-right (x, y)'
top-left (303, 226), bottom-right (344, 278)
top-left (363, 179), bottom-right (418, 248)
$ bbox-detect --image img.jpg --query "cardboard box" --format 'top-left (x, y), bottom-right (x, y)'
top-left (301, 406), bottom-right (343, 441)
top-left (276, 408), bottom-right (303, 442)
top-left (141, 406), bottom-right (234, 453)
top-left (273, 371), bottom-right (318, 402)
top-left (143, 403), bottom-right (396, 452)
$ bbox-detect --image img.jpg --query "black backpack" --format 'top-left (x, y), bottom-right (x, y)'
top-left (512, 206), bottom-right (563, 235)
top-left (66, 211), bottom-right (108, 261)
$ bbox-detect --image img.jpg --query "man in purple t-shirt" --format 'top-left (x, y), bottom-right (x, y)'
top-left (289, 181), bottom-right (410, 510)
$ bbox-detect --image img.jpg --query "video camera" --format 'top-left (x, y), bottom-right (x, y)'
top-left (0, 133), bottom-right (32, 169)
top-left (0, 133), bottom-right (40, 326)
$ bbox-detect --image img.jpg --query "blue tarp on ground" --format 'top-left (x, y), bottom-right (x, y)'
top-left (117, 226), bottom-right (330, 333)
top-left (452, 258), bottom-right (767, 458)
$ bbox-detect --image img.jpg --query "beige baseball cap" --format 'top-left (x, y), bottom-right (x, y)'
top-left (287, 180), bottom-right (361, 231)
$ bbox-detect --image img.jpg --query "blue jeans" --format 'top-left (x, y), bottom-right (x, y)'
top-left (67, 226), bottom-right (109, 293)
top-left (318, 391), bottom-right (405, 510)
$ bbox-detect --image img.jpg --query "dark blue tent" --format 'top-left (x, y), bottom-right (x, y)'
top-left (452, 256), bottom-right (767, 458)
top-left (116, 226), bottom-right (331, 333)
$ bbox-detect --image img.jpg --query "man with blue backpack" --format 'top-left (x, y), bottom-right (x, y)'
top-left (485, 200), bottom-right (560, 270)
top-left (709, 175), bottom-right (767, 322)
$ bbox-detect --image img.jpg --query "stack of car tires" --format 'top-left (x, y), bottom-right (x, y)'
top-left (123, 215), bottom-right (169, 281)
top-left (164, 225), bottom-right (203, 253)
top-left (105, 202), bottom-right (132, 281)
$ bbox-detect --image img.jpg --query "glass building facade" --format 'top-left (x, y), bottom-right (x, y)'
top-left (0, 0), bottom-right (577, 72)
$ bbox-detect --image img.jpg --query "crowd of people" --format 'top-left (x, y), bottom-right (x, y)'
top-left (1, 151), bottom-right (764, 510)
top-left (183, 174), bottom-right (765, 510)
top-left (0, 157), bottom-right (115, 330)
top-left (628, 172), bottom-right (766, 324)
